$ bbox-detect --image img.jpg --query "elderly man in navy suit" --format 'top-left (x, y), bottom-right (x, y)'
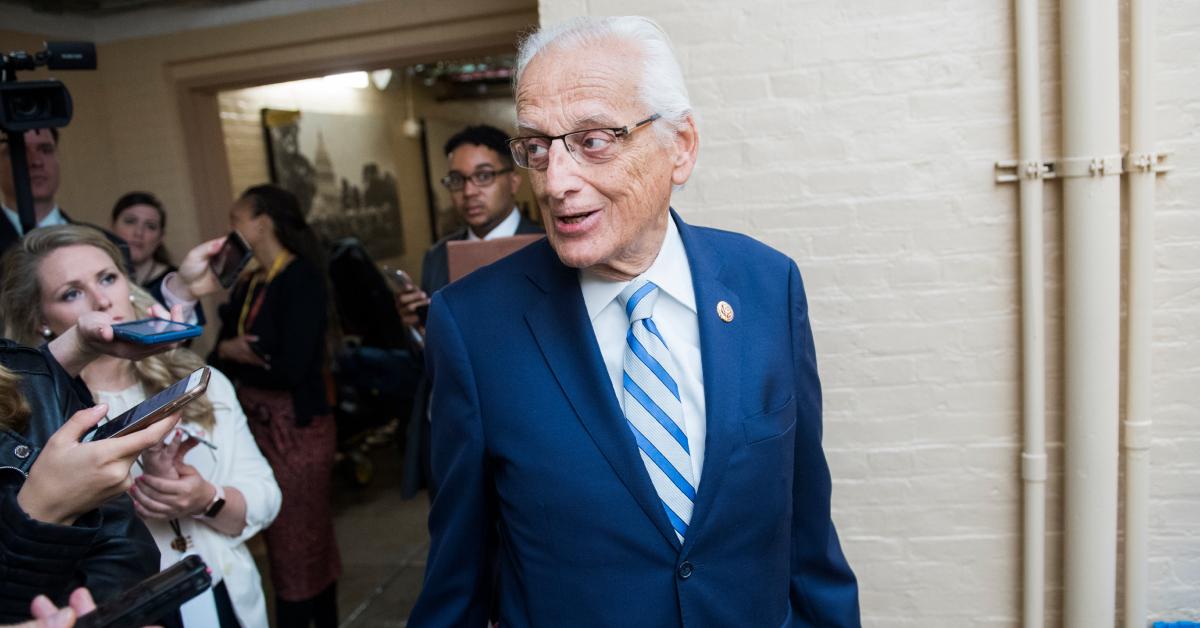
top-left (409, 15), bottom-right (859, 627)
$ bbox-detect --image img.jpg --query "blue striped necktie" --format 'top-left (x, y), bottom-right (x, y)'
top-left (618, 279), bottom-right (695, 543)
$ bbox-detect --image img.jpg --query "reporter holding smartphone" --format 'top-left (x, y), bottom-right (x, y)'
top-left (0, 226), bottom-right (281, 628)
top-left (0, 309), bottom-right (182, 623)
top-left (209, 185), bottom-right (340, 628)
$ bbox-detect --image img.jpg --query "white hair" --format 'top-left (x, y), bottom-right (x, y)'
top-left (514, 16), bottom-right (692, 144)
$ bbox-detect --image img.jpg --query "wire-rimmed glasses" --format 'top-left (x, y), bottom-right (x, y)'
top-left (507, 113), bottom-right (661, 170)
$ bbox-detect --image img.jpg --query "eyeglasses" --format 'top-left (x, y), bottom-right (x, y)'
top-left (441, 167), bottom-right (513, 191)
top-left (507, 113), bottom-right (661, 170)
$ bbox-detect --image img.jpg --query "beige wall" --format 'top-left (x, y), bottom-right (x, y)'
top-left (534, 1), bottom-right (1198, 626)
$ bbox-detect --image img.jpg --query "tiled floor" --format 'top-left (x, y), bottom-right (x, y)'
top-left (251, 436), bottom-right (431, 627)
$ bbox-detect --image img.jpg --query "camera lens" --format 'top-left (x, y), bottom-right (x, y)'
top-left (8, 94), bottom-right (47, 119)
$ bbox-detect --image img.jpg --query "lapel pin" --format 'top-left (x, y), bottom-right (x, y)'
top-left (716, 300), bottom-right (734, 323)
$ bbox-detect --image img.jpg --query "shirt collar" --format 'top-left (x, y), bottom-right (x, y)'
top-left (466, 207), bottom-right (521, 241)
top-left (579, 216), bottom-right (696, 321)
top-left (2, 204), bottom-right (64, 235)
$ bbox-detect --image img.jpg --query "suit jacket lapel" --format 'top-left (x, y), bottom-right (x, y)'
top-left (673, 211), bottom-right (743, 556)
top-left (523, 242), bottom-right (682, 550)
top-left (516, 214), bottom-right (544, 235)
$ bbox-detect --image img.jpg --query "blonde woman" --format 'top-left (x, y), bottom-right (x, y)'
top-left (0, 225), bottom-right (281, 628)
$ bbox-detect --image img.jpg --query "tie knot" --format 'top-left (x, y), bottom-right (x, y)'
top-left (618, 279), bottom-right (660, 323)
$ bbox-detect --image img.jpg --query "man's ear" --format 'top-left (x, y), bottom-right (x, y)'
top-left (670, 113), bottom-right (699, 186)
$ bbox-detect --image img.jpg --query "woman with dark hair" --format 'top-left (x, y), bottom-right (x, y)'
top-left (209, 184), bottom-right (340, 628)
top-left (110, 192), bottom-right (173, 299)
top-left (110, 192), bottom-right (206, 325)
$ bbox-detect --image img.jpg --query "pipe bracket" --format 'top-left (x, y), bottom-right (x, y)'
top-left (1021, 452), bottom-right (1048, 481)
top-left (1055, 154), bottom-right (1124, 178)
top-left (1123, 419), bottom-right (1152, 450)
top-left (994, 159), bottom-right (1054, 183)
top-left (1123, 151), bottom-right (1172, 175)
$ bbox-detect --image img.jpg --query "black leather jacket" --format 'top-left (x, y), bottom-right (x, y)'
top-left (0, 340), bottom-right (160, 622)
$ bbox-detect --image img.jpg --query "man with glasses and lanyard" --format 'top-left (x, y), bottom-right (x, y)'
top-left (397, 124), bottom-right (542, 499)
top-left (409, 16), bottom-right (859, 628)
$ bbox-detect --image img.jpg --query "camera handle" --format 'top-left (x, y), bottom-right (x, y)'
top-left (3, 128), bottom-right (38, 234)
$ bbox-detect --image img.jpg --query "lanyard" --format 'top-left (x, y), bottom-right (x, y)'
top-left (237, 253), bottom-right (290, 336)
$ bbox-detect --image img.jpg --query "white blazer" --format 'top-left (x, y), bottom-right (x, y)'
top-left (99, 367), bottom-right (282, 628)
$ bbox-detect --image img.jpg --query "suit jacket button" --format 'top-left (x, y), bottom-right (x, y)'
top-left (677, 561), bottom-right (694, 579)
top-left (13, 445), bottom-right (31, 459)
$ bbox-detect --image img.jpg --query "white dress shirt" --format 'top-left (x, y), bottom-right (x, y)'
top-left (579, 218), bottom-right (707, 484)
top-left (2, 204), bottom-right (66, 235)
top-left (96, 368), bottom-right (281, 628)
top-left (465, 207), bottom-right (521, 241)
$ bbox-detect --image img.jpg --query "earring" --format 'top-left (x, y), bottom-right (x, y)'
top-left (40, 326), bottom-right (52, 339)
top-left (129, 294), bottom-right (136, 302)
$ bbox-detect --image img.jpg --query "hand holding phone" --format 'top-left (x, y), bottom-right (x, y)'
top-left (74, 556), bottom-right (212, 628)
top-left (208, 231), bottom-right (253, 289)
top-left (384, 267), bottom-right (430, 327)
top-left (47, 309), bottom-right (188, 377)
top-left (81, 367), bottom-right (210, 443)
top-left (17, 404), bottom-right (181, 526)
top-left (28, 587), bottom-right (99, 628)
top-left (217, 334), bottom-right (269, 369)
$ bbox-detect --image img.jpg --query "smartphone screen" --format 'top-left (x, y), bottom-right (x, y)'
top-left (209, 231), bottom-right (253, 288)
top-left (82, 367), bottom-right (209, 442)
top-left (112, 318), bottom-right (202, 344)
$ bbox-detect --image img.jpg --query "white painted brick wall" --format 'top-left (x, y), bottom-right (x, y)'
top-left (539, 0), bottom-right (1199, 624)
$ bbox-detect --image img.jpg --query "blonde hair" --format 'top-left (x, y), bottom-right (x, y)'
top-left (0, 225), bottom-right (214, 430)
top-left (0, 364), bottom-right (31, 432)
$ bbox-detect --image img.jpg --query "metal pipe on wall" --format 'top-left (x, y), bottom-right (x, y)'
top-left (1123, 0), bottom-right (1156, 624)
top-left (1014, 1), bottom-right (1047, 626)
top-left (1059, 0), bottom-right (1123, 625)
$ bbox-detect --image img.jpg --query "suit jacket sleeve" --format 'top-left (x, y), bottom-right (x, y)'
top-left (407, 292), bottom-right (495, 627)
top-left (787, 261), bottom-right (861, 626)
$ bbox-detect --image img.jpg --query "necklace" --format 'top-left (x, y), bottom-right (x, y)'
top-left (168, 518), bottom-right (191, 552)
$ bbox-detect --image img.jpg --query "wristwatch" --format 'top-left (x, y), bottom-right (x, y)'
top-left (196, 484), bottom-right (226, 519)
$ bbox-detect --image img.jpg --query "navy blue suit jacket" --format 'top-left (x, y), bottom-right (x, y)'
top-left (409, 212), bottom-right (859, 627)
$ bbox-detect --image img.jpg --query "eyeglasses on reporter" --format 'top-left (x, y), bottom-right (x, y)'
top-left (507, 113), bottom-right (662, 170)
top-left (440, 167), bottom-right (514, 191)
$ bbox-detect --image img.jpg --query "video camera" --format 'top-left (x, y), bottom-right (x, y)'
top-left (1, 41), bottom-right (96, 232)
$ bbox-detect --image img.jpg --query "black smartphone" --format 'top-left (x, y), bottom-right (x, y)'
top-left (208, 231), bottom-right (253, 289)
top-left (75, 555), bottom-right (211, 628)
top-left (383, 267), bottom-right (430, 325)
top-left (81, 367), bottom-right (211, 443)
top-left (112, 318), bottom-right (203, 344)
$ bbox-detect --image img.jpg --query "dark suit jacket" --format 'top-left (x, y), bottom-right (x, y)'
top-left (408, 211), bottom-right (859, 627)
top-left (419, 212), bottom-right (544, 294)
top-left (401, 212), bottom-right (544, 499)
top-left (0, 210), bottom-right (131, 271)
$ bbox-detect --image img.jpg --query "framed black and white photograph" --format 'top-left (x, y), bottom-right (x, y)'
top-left (262, 107), bottom-right (406, 259)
